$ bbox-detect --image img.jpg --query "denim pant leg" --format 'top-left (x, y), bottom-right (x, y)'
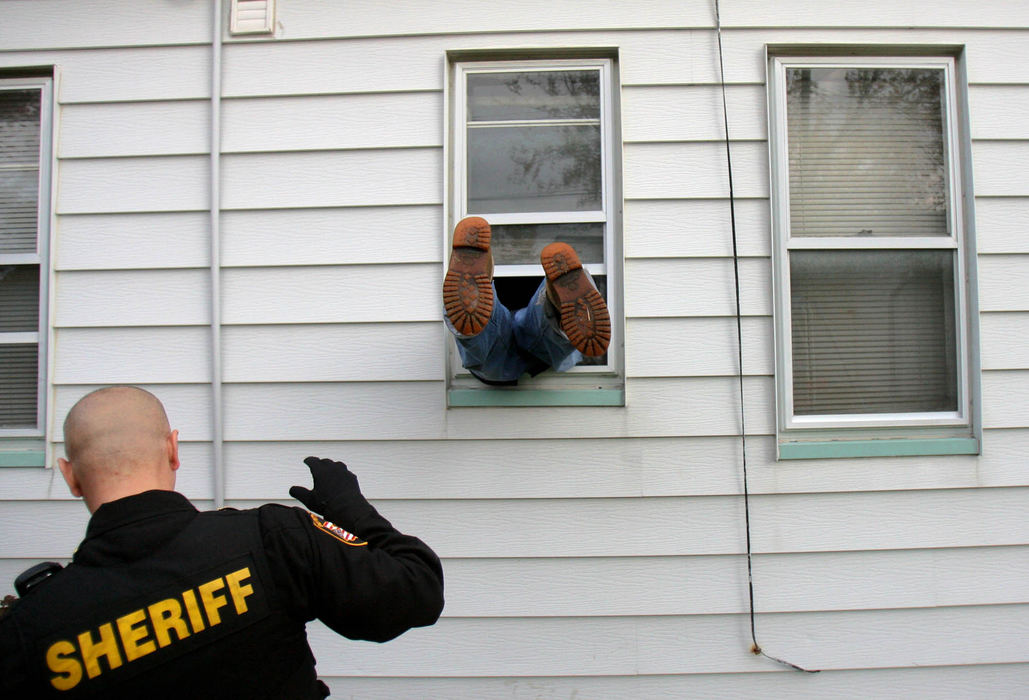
top-left (512, 280), bottom-right (582, 373)
top-left (446, 283), bottom-right (528, 383)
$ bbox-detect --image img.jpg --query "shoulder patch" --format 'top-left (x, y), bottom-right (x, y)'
top-left (309, 513), bottom-right (367, 546)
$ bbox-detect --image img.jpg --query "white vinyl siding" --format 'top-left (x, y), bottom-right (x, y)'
top-left (0, 78), bottom-right (51, 435)
top-left (0, 2), bottom-right (1026, 698)
top-left (768, 55), bottom-right (978, 447)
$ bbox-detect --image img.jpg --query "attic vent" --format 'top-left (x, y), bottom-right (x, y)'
top-left (230, 0), bottom-right (276, 35)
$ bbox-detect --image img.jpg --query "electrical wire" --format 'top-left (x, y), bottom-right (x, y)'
top-left (712, 0), bottom-right (819, 674)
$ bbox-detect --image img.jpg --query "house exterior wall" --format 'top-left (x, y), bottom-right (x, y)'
top-left (1, 1), bottom-right (1028, 696)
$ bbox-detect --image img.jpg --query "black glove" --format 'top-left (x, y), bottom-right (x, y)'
top-left (289, 456), bottom-right (377, 531)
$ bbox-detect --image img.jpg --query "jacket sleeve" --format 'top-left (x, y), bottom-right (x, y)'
top-left (259, 504), bottom-right (444, 643)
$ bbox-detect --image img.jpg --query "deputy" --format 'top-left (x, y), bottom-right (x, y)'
top-left (0, 386), bottom-right (444, 698)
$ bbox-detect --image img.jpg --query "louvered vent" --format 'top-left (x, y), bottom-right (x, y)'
top-left (230, 0), bottom-right (276, 35)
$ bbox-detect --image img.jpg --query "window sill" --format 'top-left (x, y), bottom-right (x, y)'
top-left (778, 437), bottom-right (980, 460)
top-left (0, 450), bottom-right (46, 467)
top-left (448, 388), bottom-right (624, 407)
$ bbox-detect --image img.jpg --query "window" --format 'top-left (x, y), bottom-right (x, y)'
top-left (1, 76), bottom-right (52, 441)
top-left (448, 55), bottom-right (622, 405)
top-left (767, 53), bottom-right (979, 458)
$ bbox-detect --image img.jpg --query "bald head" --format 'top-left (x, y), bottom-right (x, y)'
top-left (59, 386), bottom-right (179, 512)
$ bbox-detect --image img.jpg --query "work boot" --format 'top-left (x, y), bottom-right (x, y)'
top-left (540, 242), bottom-right (611, 357)
top-left (443, 216), bottom-right (494, 337)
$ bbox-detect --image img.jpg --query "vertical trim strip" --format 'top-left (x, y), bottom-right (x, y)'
top-left (210, 0), bottom-right (225, 508)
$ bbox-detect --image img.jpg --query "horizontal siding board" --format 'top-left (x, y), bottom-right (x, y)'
top-left (58, 156), bottom-right (209, 214)
top-left (56, 212), bottom-right (210, 270)
top-left (221, 265), bottom-right (440, 324)
top-left (221, 377), bottom-right (774, 441)
top-left (271, 1), bottom-right (716, 39)
top-left (0, 47), bottom-right (210, 103)
top-left (55, 270), bottom-right (211, 327)
top-left (6, 488), bottom-right (1027, 571)
top-left (304, 604), bottom-right (1029, 675)
top-left (222, 30), bottom-right (728, 97)
top-left (53, 384), bottom-right (213, 443)
top-left (53, 327), bottom-right (212, 384)
top-left (968, 85), bottom-right (1029, 141)
top-left (622, 84), bottom-right (768, 143)
top-left (226, 487), bottom-right (1029, 558)
top-left (624, 141), bottom-right (770, 200)
top-left (626, 316), bottom-right (772, 377)
top-left (0, 1), bottom-right (210, 51)
top-left (619, 30), bottom-right (721, 86)
top-left (221, 206), bottom-right (441, 267)
top-left (222, 38), bottom-right (446, 97)
top-left (982, 370), bottom-right (1029, 428)
top-left (971, 141), bottom-right (1029, 197)
top-left (977, 255), bottom-right (1029, 312)
top-left (0, 467), bottom-right (58, 501)
top-left (981, 312), bottom-right (1029, 369)
top-left (221, 93), bottom-right (442, 153)
top-left (625, 257), bottom-right (772, 318)
top-left (222, 323), bottom-right (443, 382)
top-left (442, 547), bottom-right (1029, 617)
top-left (221, 429), bottom-right (1029, 501)
top-left (974, 198), bottom-right (1029, 254)
top-left (321, 666), bottom-right (1029, 700)
top-left (221, 149), bottom-right (441, 210)
top-left (623, 198), bottom-right (771, 259)
top-left (59, 101), bottom-right (209, 158)
top-left (722, 0), bottom-right (1029, 28)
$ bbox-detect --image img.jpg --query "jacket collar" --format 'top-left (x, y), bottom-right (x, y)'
top-left (74, 490), bottom-right (198, 565)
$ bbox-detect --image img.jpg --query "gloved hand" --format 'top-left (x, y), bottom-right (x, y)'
top-left (289, 456), bottom-right (376, 531)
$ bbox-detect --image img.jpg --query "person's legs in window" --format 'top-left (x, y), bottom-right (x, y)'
top-left (513, 242), bottom-right (611, 371)
top-left (444, 217), bottom-right (527, 384)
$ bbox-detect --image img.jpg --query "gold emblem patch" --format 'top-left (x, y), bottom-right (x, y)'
top-left (309, 513), bottom-right (367, 546)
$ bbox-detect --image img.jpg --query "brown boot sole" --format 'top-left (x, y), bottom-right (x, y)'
top-left (541, 242), bottom-right (611, 357)
top-left (443, 217), bottom-right (493, 337)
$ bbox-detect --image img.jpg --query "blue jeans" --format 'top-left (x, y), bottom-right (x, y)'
top-left (446, 280), bottom-right (582, 383)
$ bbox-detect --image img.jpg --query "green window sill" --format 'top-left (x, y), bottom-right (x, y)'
top-left (448, 388), bottom-right (624, 407)
top-left (778, 437), bottom-right (980, 460)
top-left (0, 450), bottom-right (46, 467)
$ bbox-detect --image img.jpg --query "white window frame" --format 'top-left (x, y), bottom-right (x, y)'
top-left (767, 53), bottom-right (977, 446)
top-left (0, 76), bottom-right (53, 439)
top-left (448, 56), bottom-right (622, 391)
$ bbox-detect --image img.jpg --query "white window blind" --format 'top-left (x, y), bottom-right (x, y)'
top-left (0, 344), bottom-right (38, 426)
top-left (790, 250), bottom-right (957, 415)
top-left (787, 67), bottom-right (948, 238)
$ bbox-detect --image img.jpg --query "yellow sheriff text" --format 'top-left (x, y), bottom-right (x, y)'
top-left (45, 566), bottom-right (256, 691)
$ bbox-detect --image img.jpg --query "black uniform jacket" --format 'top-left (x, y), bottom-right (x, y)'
top-left (0, 490), bottom-right (444, 699)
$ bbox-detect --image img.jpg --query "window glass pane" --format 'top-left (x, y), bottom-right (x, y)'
top-left (0, 89), bottom-right (42, 162)
top-left (790, 250), bottom-right (956, 415)
top-left (787, 67), bottom-right (948, 237)
top-left (0, 343), bottom-right (38, 428)
top-left (0, 89), bottom-right (41, 254)
top-left (0, 168), bottom-right (40, 253)
top-left (0, 264), bottom-right (40, 331)
top-left (467, 70), bottom-right (600, 121)
top-left (467, 124), bottom-right (602, 213)
top-left (491, 223), bottom-right (604, 266)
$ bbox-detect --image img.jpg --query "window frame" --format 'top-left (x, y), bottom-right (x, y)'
top-left (766, 51), bottom-right (979, 456)
top-left (446, 53), bottom-right (624, 404)
top-left (0, 75), bottom-right (54, 441)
